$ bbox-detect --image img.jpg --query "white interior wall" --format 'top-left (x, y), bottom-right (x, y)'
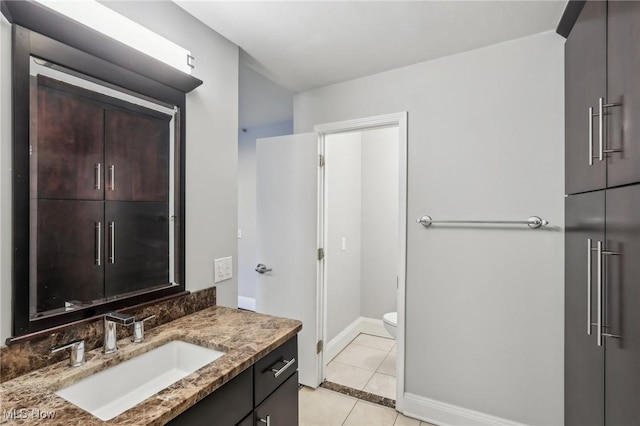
top-left (325, 132), bottom-right (362, 343)
top-left (360, 127), bottom-right (399, 320)
top-left (0, 2), bottom-right (240, 341)
top-left (1, 14), bottom-right (12, 342)
top-left (295, 31), bottom-right (564, 426)
top-left (238, 121), bottom-right (293, 301)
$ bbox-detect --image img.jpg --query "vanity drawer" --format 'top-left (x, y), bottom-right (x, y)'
top-left (255, 371), bottom-right (299, 426)
top-left (254, 335), bottom-right (298, 405)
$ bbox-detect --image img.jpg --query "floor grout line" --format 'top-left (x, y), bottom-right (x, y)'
top-left (340, 397), bottom-right (359, 426)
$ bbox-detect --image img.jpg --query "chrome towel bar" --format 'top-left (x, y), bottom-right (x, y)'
top-left (416, 215), bottom-right (549, 229)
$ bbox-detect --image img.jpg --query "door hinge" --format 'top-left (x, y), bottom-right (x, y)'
top-left (316, 340), bottom-right (323, 354)
top-left (29, 145), bottom-right (33, 156)
top-left (317, 248), bottom-right (324, 260)
top-left (319, 154), bottom-right (325, 167)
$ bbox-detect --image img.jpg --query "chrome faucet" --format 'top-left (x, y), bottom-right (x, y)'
top-left (103, 312), bottom-right (135, 354)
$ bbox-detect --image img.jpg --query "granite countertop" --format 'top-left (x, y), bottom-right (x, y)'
top-left (0, 306), bottom-right (302, 425)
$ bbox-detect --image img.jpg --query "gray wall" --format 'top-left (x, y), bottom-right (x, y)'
top-left (0, 2), bottom-right (240, 341)
top-left (360, 127), bottom-right (399, 320)
top-left (325, 132), bottom-right (362, 342)
top-left (295, 31), bottom-right (564, 425)
top-left (238, 121), bottom-right (293, 300)
top-left (237, 61), bottom-right (293, 302)
top-left (239, 64), bottom-right (293, 129)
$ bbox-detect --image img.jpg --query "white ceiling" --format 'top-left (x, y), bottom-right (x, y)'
top-left (175, 1), bottom-right (567, 94)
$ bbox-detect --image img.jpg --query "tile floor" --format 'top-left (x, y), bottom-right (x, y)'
top-left (299, 387), bottom-right (436, 426)
top-left (327, 333), bottom-right (397, 400)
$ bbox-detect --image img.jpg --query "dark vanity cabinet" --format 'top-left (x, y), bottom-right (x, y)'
top-left (564, 2), bottom-right (640, 425)
top-left (565, 0), bottom-right (640, 195)
top-left (169, 336), bottom-right (299, 426)
top-left (33, 75), bottom-right (172, 312)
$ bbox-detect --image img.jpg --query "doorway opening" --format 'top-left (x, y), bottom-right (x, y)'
top-left (247, 113), bottom-right (407, 409)
top-left (316, 113), bottom-right (408, 410)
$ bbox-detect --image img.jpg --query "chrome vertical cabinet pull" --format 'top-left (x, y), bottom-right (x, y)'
top-left (598, 98), bottom-right (605, 162)
top-left (95, 163), bottom-right (101, 190)
top-left (587, 239), bottom-right (594, 335)
top-left (109, 165), bottom-right (115, 191)
top-left (588, 107), bottom-right (595, 165)
top-left (596, 241), bottom-right (603, 346)
top-left (601, 246), bottom-right (622, 340)
top-left (258, 415), bottom-right (270, 426)
top-left (95, 222), bottom-right (102, 266)
top-left (109, 222), bottom-right (115, 264)
top-left (597, 97), bottom-right (623, 162)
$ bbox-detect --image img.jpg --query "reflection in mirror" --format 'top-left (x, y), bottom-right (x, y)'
top-left (28, 57), bottom-right (180, 321)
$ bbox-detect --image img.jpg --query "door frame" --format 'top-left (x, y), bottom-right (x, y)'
top-left (314, 112), bottom-right (408, 410)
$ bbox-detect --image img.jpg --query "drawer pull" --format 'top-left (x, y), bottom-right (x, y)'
top-left (258, 415), bottom-right (271, 426)
top-left (270, 358), bottom-right (295, 378)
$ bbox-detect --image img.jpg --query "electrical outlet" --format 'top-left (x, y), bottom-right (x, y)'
top-left (214, 257), bottom-right (233, 283)
top-left (237, 228), bottom-right (242, 239)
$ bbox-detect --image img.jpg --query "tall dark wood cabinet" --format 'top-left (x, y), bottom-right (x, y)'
top-left (565, 191), bottom-right (605, 426)
top-left (606, 1), bottom-right (640, 188)
top-left (33, 76), bottom-right (172, 313)
top-left (564, 2), bottom-right (640, 426)
top-left (565, 0), bottom-right (606, 195)
top-left (565, 0), bottom-right (640, 195)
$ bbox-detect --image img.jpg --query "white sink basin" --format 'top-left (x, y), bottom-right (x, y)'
top-left (55, 340), bottom-right (225, 421)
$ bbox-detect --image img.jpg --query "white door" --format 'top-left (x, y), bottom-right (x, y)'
top-left (255, 133), bottom-right (320, 388)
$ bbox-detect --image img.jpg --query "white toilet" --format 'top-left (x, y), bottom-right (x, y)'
top-left (382, 312), bottom-right (397, 339)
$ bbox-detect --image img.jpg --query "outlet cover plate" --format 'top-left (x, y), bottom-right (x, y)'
top-left (214, 257), bottom-right (233, 283)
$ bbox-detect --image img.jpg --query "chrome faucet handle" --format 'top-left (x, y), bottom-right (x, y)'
top-left (131, 315), bottom-right (155, 343)
top-left (51, 339), bottom-right (85, 367)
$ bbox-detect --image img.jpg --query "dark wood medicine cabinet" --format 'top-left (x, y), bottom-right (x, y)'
top-left (2, 0), bottom-right (203, 338)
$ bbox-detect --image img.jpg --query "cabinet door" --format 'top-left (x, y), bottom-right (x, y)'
top-left (565, 191), bottom-right (605, 426)
top-left (606, 1), bottom-right (640, 188)
top-left (604, 185), bottom-right (640, 425)
top-left (565, 0), bottom-right (607, 195)
top-left (104, 201), bottom-right (169, 297)
top-left (105, 109), bottom-right (170, 202)
top-left (167, 367), bottom-right (253, 426)
top-left (36, 200), bottom-right (104, 312)
top-left (237, 413), bottom-right (253, 426)
top-left (36, 78), bottom-right (104, 200)
top-left (254, 372), bottom-right (298, 426)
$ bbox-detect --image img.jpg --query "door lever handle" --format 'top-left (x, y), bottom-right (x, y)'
top-left (255, 264), bottom-right (272, 274)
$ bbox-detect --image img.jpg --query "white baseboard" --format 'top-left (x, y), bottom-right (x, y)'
top-left (402, 393), bottom-right (529, 426)
top-left (326, 316), bottom-right (393, 363)
top-left (238, 296), bottom-right (256, 311)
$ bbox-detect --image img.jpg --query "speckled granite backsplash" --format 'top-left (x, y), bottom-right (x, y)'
top-left (0, 287), bottom-right (216, 383)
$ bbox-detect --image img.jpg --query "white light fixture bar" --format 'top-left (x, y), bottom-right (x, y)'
top-left (33, 0), bottom-right (193, 74)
